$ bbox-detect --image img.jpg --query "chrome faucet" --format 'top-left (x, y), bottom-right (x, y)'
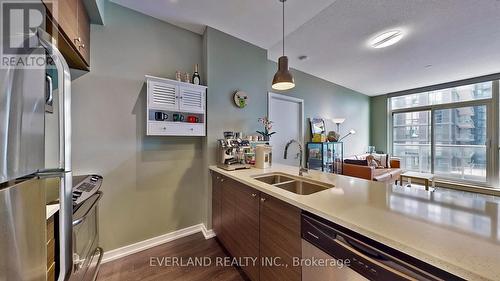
top-left (284, 139), bottom-right (309, 176)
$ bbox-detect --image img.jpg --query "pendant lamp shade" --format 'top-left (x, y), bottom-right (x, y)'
top-left (272, 0), bottom-right (295, 91)
top-left (272, 56), bottom-right (295, 90)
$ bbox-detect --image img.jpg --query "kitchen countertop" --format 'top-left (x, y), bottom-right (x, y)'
top-left (46, 204), bottom-right (59, 220)
top-left (209, 164), bottom-right (500, 281)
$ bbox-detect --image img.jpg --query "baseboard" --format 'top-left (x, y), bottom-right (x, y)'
top-left (201, 224), bottom-right (216, 239)
top-left (102, 223), bottom-right (215, 264)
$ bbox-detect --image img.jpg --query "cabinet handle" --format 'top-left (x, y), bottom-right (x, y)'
top-left (220, 178), bottom-right (224, 182)
top-left (79, 44), bottom-right (85, 50)
top-left (260, 197), bottom-right (266, 202)
top-left (251, 193), bottom-right (257, 198)
top-left (74, 37), bottom-right (81, 44)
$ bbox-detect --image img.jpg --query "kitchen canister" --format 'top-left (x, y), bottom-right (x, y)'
top-left (255, 145), bottom-right (272, 169)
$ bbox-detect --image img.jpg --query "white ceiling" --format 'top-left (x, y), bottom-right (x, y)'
top-left (111, 0), bottom-right (500, 96)
top-left (109, 0), bottom-right (337, 49)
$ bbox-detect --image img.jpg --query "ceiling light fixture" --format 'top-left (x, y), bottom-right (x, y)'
top-left (272, 0), bottom-right (295, 91)
top-left (370, 30), bottom-right (404, 49)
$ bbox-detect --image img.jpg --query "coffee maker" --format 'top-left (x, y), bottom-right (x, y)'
top-left (217, 133), bottom-right (252, 170)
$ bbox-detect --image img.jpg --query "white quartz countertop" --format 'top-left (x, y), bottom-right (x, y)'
top-left (209, 164), bottom-right (500, 281)
top-left (46, 204), bottom-right (59, 220)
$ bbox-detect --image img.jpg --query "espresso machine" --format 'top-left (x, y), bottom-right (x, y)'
top-left (217, 133), bottom-right (252, 170)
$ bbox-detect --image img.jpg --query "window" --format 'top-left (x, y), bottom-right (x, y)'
top-left (434, 106), bottom-right (487, 182)
top-left (390, 80), bottom-right (498, 186)
top-left (391, 82), bottom-right (493, 110)
top-left (393, 111), bottom-right (431, 173)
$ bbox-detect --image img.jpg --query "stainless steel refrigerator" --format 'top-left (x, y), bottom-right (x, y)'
top-left (0, 8), bottom-right (73, 281)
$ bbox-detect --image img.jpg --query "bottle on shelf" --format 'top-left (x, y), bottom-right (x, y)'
top-left (192, 64), bottom-right (201, 85)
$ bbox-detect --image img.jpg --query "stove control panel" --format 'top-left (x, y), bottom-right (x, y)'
top-left (72, 175), bottom-right (103, 205)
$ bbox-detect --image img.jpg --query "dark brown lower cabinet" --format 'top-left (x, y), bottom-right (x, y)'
top-left (259, 194), bottom-right (301, 281)
top-left (211, 172), bottom-right (222, 237)
top-left (211, 172), bottom-right (301, 281)
top-left (222, 177), bottom-right (260, 281)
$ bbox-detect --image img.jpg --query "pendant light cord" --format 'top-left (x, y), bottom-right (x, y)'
top-left (282, 0), bottom-right (285, 56)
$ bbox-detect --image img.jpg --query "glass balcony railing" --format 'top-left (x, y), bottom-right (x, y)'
top-left (393, 143), bottom-right (487, 183)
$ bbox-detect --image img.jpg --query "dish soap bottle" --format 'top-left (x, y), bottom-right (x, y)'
top-left (192, 64), bottom-right (201, 85)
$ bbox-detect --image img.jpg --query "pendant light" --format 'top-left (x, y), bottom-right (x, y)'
top-left (272, 0), bottom-right (295, 91)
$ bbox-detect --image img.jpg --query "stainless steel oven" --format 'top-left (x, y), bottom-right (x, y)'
top-left (71, 191), bottom-right (103, 281)
top-left (301, 212), bottom-right (464, 281)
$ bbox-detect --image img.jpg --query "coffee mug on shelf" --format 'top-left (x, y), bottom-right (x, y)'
top-left (173, 113), bottom-right (185, 122)
top-left (154, 112), bottom-right (168, 121)
top-left (187, 115), bottom-right (199, 123)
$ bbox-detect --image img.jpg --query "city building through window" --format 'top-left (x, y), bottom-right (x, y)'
top-left (389, 81), bottom-right (499, 187)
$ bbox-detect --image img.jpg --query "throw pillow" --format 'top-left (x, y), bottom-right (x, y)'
top-left (366, 155), bottom-right (379, 168)
top-left (344, 159), bottom-right (368, 166)
top-left (371, 153), bottom-right (389, 168)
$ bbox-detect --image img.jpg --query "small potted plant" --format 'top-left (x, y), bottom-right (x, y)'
top-left (257, 117), bottom-right (276, 141)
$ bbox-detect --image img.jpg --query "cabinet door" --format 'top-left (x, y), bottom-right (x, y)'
top-left (211, 172), bottom-right (222, 236)
top-left (147, 80), bottom-right (179, 111)
top-left (234, 183), bottom-right (260, 281)
top-left (53, 0), bottom-right (80, 44)
top-left (76, 0), bottom-right (90, 64)
top-left (42, 0), bottom-right (90, 70)
top-left (220, 178), bottom-right (239, 257)
top-left (179, 86), bottom-right (205, 113)
top-left (259, 195), bottom-right (301, 281)
top-left (220, 178), bottom-right (260, 281)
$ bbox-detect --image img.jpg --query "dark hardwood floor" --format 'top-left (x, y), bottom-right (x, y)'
top-left (97, 233), bottom-right (247, 281)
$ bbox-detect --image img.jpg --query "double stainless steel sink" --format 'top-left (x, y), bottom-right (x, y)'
top-left (252, 172), bottom-right (334, 195)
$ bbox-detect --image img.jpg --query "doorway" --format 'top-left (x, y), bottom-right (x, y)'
top-left (268, 93), bottom-right (304, 165)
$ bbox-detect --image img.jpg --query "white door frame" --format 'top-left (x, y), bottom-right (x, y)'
top-left (268, 92), bottom-right (305, 144)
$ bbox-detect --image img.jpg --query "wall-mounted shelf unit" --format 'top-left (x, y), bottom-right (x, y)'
top-left (146, 75), bottom-right (207, 136)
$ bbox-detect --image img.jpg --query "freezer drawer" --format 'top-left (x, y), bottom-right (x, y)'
top-left (0, 179), bottom-right (47, 281)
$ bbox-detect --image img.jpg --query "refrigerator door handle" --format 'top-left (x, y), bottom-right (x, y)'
top-left (45, 75), bottom-right (53, 105)
top-left (38, 29), bottom-right (71, 172)
top-left (38, 29), bottom-right (73, 281)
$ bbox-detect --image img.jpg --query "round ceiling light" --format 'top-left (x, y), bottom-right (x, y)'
top-left (370, 30), bottom-right (404, 48)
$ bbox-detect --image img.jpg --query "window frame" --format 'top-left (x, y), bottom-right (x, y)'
top-left (388, 80), bottom-right (499, 188)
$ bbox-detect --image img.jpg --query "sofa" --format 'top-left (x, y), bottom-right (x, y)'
top-left (343, 153), bottom-right (402, 184)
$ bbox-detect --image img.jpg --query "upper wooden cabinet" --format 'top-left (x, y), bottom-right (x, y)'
top-left (42, 0), bottom-right (91, 70)
top-left (76, 0), bottom-right (90, 63)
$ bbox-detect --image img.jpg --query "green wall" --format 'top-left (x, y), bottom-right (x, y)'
top-left (204, 27), bottom-right (268, 165)
top-left (369, 95), bottom-right (389, 153)
top-left (71, 2), bottom-right (205, 251)
top-left (202, 27), bottom-right (371, 227)
top-left (72, 5), bottom-right (374, 250)
top-left (202, 27), bottom-right (269, 226)
top-left (266, 61), bottom-right (370, 157)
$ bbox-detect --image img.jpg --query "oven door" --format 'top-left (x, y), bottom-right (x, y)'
top-left (71, 192), bottom-right (103, 281)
